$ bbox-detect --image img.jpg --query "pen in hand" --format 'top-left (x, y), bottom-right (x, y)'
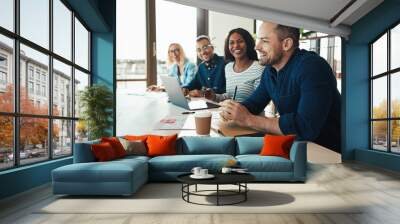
top-left (232, 85), bottom-right (238, 101)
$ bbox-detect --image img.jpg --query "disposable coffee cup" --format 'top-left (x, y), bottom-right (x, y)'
top-left (194, 111), bottom-right (212, 135)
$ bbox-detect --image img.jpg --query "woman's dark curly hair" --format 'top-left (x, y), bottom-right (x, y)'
top-left (224, 28), bottom-right (258, 62)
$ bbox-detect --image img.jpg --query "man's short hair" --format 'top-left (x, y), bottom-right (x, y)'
top-left (196, 35), bottom-right (211, 43)
top-left (274, 25), bottom-right (300, 48)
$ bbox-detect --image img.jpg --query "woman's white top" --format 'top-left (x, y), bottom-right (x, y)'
top-left (216, 61), bottom-right (264, 102)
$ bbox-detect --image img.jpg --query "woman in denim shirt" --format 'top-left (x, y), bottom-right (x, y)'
top-left (148, 43), bottom-right (196, 91)
top-left (167, 43), bottom-right (196, 86)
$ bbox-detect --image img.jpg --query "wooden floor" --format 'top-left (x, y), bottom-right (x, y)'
top-left (1, 147), bottom-right (400, 224)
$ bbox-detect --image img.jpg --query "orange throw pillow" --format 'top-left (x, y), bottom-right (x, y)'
top-left (146, 134), bottom-right (177, 157)
top-left (260, 135), bottom-right (296, 159)
top-left (101, 137), bottom-right (127, 158)
top-left (91, 142), bottom-right (117, 161)
top-left (124, 135), bottom-right (149, 141)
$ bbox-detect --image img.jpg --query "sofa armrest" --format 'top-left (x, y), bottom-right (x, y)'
top-left (73, 140), bottom-right (100, 163)
top-left (289, 141), bottom-right (307, 181)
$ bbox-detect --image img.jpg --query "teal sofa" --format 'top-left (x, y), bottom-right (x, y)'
top-left (52, 137), bottom-right (307, 196)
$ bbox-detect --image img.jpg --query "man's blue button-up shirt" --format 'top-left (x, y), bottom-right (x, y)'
top-left (242, 49), bottom-right (341, 152)
top-left (182, 54), bottom-right (226, 94)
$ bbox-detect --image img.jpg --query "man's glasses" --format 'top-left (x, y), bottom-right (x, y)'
top-left (169, 48), bottom-right (180, 54)
top-left (196, 44), bottom-right (212, 53)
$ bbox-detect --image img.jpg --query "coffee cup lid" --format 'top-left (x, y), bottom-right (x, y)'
top-left (194, 110), bottom-right (211, 118)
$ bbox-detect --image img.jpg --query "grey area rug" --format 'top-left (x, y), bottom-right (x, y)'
top-left (38, 183), bottom-right (361, 214)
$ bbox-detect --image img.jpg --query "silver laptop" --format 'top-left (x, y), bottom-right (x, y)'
top-left (160, 76), bottom-right (220, 110)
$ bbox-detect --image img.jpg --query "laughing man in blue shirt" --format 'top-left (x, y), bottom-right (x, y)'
top-left (182, 35), bottom-right (226, 96)
top-left (220, 22), bottom-right (341, 153)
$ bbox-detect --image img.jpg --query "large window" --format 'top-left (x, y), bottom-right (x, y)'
top-left (209, 12), bottom-right (253, 56)
top-left (370, 23), bottom-right (400, 153)
top-left (299, 32), bottom-right (342, 92)
top-left (156, 0), bottom-right (197, 85)
top-left (0, 0), bottom-right (91, 170)
top-left (116, 0), bottom-right (147, 91)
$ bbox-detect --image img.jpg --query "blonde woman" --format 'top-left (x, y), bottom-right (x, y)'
top-left (148, 43), bottom-right (196, 91)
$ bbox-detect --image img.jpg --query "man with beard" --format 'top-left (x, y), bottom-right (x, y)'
top-left (182, 35), bottom-right (226, 97)
top-left (220, 21), bottom-right (341, 153)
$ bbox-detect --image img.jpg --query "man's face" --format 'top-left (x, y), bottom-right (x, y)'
top-left (196, 39), bottom-right (214, 62)
top-left (255, 22), bottom-right (284, 66)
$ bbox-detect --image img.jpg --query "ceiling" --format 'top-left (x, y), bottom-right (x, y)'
top-left (166, 0), bottom-right (384, 38)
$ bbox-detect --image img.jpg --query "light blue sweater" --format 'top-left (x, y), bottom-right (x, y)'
top-left (168, 59), bottom-right (197, 86)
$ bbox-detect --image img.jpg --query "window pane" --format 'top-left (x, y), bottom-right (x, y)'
top-left (372, 33), bottom-right (387, 76)
top-left (391, 24), bottom-right (400, 70)
top-left (209, 11), bottom-right (254, 56)
top-left (0, 0), bottom-right (14, 31)
top-left (391, 72), bottom-right (400, 118)
top-left (75, 120), bottom-right (88, 143)
top-left (20, 0), bottom-right (49, 49)
top-left (20, 44), bottom-right (49, 115)
top-left (299, 39), bottom-right (310, 50)
top-left (53, 0), bottom-right (72, 60)
top-left (75, 18), bottom-right (89, 70)
top-left (20, 117), bottom-right (49, 165)
top-left (0, 35), bottom-right (14, 112)
top-left (0, 116), bottom-right (13, 170)
top-left (391, 120), bottom-right (400, 153)
top-left (155, 0), bottom-right (197, 84)
top-left (53, 119), bottom-right (72, 157)
top-left (372, 121), bottom-right (388, 151)
top-left (116, 0), bottom-right (146, 80)
top-left (372, 77), bottom-right (387, 119)
top-left (53, 59), bottom-right (72, 117)
top-left (74, 69), bottom-right (89, 118)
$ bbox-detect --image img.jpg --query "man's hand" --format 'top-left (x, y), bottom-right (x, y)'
top-left (203, 88), bottom-right (216, 101)
top-left (219, 100), bottom-right (253, 127)
top-left (147, 85), bottom-right (165, 92)
top-left (188, 89), bottom-right (203, 97)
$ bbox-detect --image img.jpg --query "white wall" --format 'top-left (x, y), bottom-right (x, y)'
top-left (208, 11), bottom-right (254, 56)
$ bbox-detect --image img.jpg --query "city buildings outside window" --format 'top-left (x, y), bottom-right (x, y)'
top-left (0, 71), bottom-right (6, 85)
top-left (370, 23), bottom-right (400, 154)
top-left (28, 82), bottom-right (34, 94)
top-left (0, 0), bottom-right (91, 170)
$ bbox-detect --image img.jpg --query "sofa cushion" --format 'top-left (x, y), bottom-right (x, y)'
top-left (260, 135), bottom-right (296, 159)
top-left (118, 138), bottom-right (147, 156)
top-left (124, 135), bottom-right (149, 141)
top-left (177, 137), bottom-right (235, 155)
top-left (235, 137), bottom-right (263, 155)
top-left (147, 134), bottom-right (177, 157)
top-left (101, 137), bottom-right (127, 158)
top-left (115, 155), bottom-right (150, 163)
top-left (236, 155), bottom-right (293, 172)
top-left (53, 159), bottom-right (147, 183)
top-left (91, 142), bottom-right (118, 161)
top-left (148, 154), bottom-right (235, 172)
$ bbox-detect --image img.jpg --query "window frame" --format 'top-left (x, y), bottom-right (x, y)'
top-left (369, 20), bottom-right (400, 154)
top-left (0, 0), bottom-right (92, 171)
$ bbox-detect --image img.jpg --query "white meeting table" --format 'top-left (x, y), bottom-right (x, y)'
top-left (116, 91), bottom-right (222, 137)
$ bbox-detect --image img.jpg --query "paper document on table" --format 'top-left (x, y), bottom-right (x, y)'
top-left (154, 115), bottom-right (196, 130)
top-left (188, 100), bottom-right (208, 110)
